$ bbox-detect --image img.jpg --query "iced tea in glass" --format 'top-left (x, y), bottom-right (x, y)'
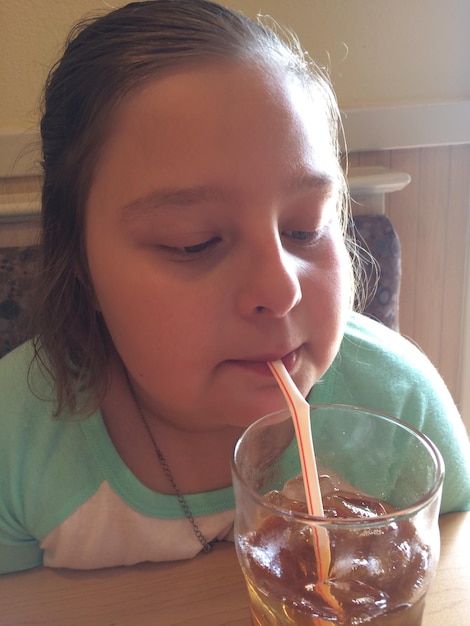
top-left (231, 405), bottom-right (444, 625)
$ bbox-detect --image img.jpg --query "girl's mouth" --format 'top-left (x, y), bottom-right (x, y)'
top-left (229, 349), bottom-right (300, 377)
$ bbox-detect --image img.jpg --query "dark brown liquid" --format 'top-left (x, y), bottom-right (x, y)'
top-left (238, 474), bottom-right (431, 625)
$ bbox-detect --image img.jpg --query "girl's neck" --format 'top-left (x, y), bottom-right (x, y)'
top-left (100, 357), bottom-right (240, 495)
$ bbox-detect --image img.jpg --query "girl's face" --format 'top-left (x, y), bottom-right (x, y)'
top-left (85, 61), bottom-right (351, 431)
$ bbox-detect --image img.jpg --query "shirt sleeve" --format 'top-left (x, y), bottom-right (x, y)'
top-left (0, 419), bottom-right (44, 574)
top-left (0, 529), bottom-right (43, 575)
top-left (0, 346), bottom-right (44, 574)
top-left (408, 356), bottom-right (470, 514)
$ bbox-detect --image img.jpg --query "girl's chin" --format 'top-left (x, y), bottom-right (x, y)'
top-left (228, 397), bottom-right (295, 430)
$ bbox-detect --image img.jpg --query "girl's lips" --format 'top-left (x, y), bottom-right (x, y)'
top-left (230, 349), bottom-right (299, 377)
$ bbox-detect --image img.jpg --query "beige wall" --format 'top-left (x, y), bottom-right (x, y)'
top-left (1, 0), bottom-right (470, 131)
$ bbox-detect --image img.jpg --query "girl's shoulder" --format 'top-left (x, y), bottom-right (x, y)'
top-left (340, 313), bottom-right (441, 385)
top-left (336, 313), bottom-right (470, 514)
top-left (343, 312), bottom-right (425, 360)
top-left (0, 341), bottom-right (55, 420)
top-left (327, 312), bottom-right (456, 425)
top-left (0, 339), bottom-right (34, 370)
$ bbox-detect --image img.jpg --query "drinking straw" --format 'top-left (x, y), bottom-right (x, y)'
top-left (268, 360), bottom-right (332, 582)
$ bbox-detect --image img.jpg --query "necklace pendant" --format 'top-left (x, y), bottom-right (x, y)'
top-left (203, 540), bottom-right (215, 553)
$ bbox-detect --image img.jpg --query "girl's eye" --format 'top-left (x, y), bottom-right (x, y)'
top-left (162, 236), bottom-right (221, 258)
top-left (282, 229), bottom-right (322, 245)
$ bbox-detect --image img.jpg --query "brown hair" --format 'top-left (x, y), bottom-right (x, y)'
top-left (31, 0), bottom-right (350, 417)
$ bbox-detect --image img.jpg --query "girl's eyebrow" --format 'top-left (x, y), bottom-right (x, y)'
top-left (289, 171), bottom-right (337, 194)
top-left (120, 185), bottom-right (230, 221)
top-left (120, 172), bottom-right (336, 221)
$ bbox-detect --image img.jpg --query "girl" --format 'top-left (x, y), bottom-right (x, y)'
top-left (1, 0), bottom-right (469, 574)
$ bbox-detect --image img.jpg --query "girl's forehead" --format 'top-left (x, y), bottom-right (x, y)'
top-left (87, 60), bottom-right (338, 214)
top-left (105, 60), bottom-right (333, 157)
top-left (112, 58), bottom-right (326, 126)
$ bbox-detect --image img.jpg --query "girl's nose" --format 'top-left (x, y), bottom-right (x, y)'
top-left (235, 239), bottom-right (302, 318)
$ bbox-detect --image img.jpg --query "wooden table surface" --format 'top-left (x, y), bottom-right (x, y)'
top-left (1, 512), bottom-right (468, 626)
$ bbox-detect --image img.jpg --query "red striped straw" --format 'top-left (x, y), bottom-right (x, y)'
top-left (268, 360), bottom-right (331, 581)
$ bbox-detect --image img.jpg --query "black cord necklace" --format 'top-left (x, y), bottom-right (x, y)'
top-left (126, 373), bottom-right (214, 553)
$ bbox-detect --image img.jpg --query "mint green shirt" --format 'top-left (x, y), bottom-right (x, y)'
top-left (1, 313), bottom-right (469, 574)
